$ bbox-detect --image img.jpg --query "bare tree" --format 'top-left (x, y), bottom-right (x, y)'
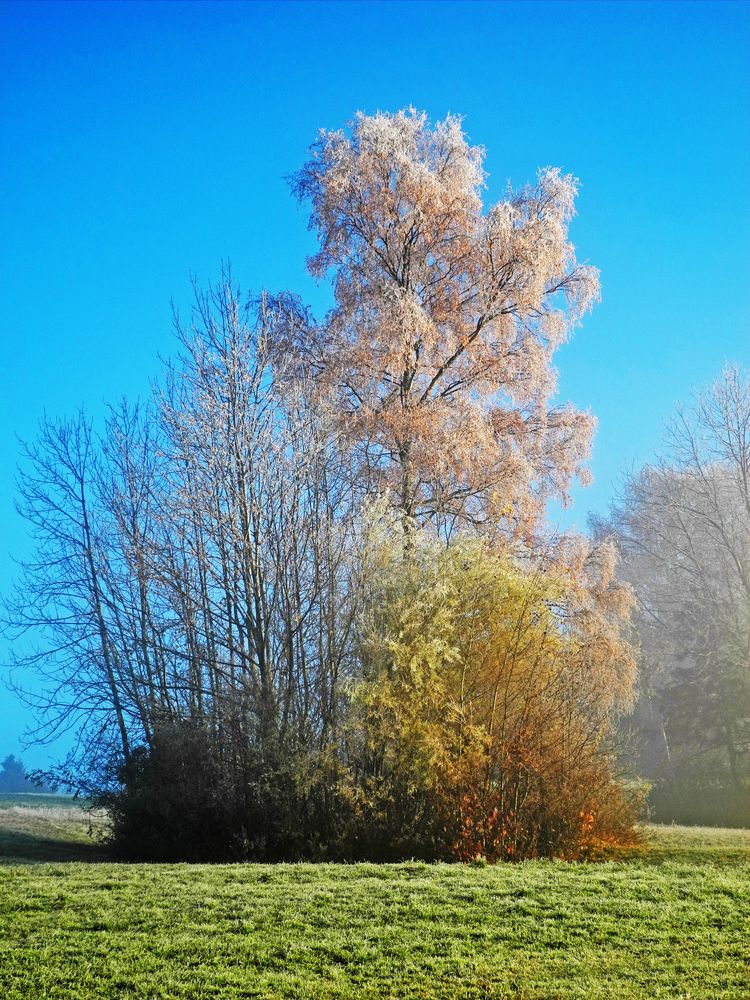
top-left (5, 414), bottom-right (134, 772)
top-left (602, 366), bottom-right (750, 815)
top-left (4, 275), bottom-right (361, 809)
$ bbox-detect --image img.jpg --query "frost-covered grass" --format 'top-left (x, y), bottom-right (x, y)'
top-left (0, 793), bottom-right (84, 810)
top-left (0, 805), bottom-right (747, 998)
top-left (0, 793), bottom-right (107, 863)
top-left (642, 822), bottom-right (750, 858)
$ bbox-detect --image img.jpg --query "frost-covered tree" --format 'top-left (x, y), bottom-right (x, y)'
top-left (288, 109), bottom-right (599, 535)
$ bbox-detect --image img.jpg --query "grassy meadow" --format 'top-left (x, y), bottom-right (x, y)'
top-left (0, 794), bottom-right (748, 999)
top-left (0, 793), bottom-right (107, 864)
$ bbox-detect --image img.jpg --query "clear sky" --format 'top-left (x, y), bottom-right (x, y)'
top-left (1, 1), bottom-right (748, 768)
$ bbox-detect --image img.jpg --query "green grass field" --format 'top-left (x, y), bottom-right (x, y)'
top-left (0, 795), bottom-right (748, 999)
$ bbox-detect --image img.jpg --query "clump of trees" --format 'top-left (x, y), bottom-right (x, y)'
top-left (3, 110), bottom-right (639, 861)
top-left (598, 367), bottom-right (750, 827)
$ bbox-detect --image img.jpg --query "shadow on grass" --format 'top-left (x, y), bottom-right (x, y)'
top-left (0, 829), bottom-right (108, 864)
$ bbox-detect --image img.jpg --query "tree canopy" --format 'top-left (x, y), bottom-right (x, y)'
top-left (285, 110), bottom-right (599, 535)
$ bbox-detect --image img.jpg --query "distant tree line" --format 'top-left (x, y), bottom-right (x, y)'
top-left (4, 110), bottom-right (639, 861)
top-left (0, 755), bottom-right (52, 793)
top-left (596, 367), bottom-right (750, 827)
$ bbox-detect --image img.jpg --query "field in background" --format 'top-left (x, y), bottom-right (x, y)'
top-left (0, 793), bottom-right (107, 863)
top-left (0, 795), bottom-right (748, 998)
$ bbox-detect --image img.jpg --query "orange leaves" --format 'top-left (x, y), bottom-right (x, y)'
top-left (449, 786), bottom-right (528, 863)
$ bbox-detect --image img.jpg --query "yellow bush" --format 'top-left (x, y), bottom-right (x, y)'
top-left (352, 515), bottom-right (637, 861)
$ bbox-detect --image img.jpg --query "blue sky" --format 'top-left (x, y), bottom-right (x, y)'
top-left (1, 1), bottom-right (748, 768)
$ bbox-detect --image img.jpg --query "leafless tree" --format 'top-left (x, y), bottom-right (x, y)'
top-left (4, 274), bottom-right (361, 802)
top-left (601, 366), bottom-right (750, 811)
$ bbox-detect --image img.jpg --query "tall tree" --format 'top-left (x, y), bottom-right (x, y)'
top-left (288, 109), bottom-right (599, 535)
top-left (4, 112), bottom-right (639, 859)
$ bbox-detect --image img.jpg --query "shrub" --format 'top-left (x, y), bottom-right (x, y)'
top-left (351, 522), bottom-right (638, 861)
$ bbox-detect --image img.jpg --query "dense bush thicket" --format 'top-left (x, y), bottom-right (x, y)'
top-left (349, 525), bottom-right (638, 861)
top-left (99, 520), bottom-right (638, 863)
top-left (5, 111), bottom-right (642, 861)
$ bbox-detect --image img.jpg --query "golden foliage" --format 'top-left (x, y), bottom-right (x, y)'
top-left (351, 510), bottom-right (637, 860)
